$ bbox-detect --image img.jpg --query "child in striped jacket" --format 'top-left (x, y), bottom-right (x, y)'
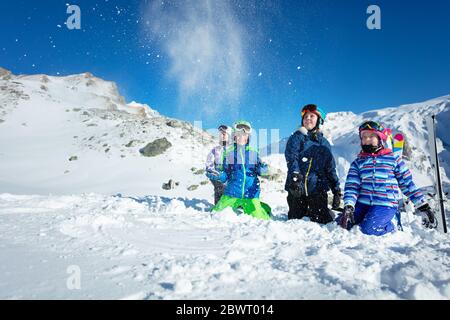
top-left (338, 121), bottom-right (437, 236)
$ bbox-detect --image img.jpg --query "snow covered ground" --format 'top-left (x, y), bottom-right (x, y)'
top-left (1, 193), bottom-right (449, 300)
top-left (0, 68), bottom-right (449, 299)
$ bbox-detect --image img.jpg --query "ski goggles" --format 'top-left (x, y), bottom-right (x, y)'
top-left (359, 121), bottom-right (391, 141)
top-left (301, 104), bottom-right (319, 115)
top-left (234, 123), bottom-right (252, 134)
top-left (359, 121), bottom-right (384, 133)
top-left (301, 104), bottom-right (325, 124)
top-left (218, 125), bottom-right (230, 133)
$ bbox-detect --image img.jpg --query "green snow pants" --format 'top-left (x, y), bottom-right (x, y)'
top-left (212, 195), bottom-right (272, 220)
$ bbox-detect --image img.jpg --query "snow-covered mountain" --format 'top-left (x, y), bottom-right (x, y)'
top-left (263, 95), bottom-right (450, 192)
top-left (0, 68), bottom-right (449, 300)
top-left (0, 67), bottom-right (216, 197)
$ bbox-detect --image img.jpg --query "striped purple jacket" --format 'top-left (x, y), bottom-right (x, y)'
top-left (344, 151), bottom-right (426, 208)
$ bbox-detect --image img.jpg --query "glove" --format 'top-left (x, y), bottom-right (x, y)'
top-left (258, 162), bottom-right (269, 176)
top-left (206, 169), bottom-right (222, 181)
top-left (332, 189), bottom-right (342, 210)
top-left (417, 203), bottom-right (438, 229)
top-left (288, 172), bottom-right (305, 198)
top-left (339, 205), bottom-right (355, 229)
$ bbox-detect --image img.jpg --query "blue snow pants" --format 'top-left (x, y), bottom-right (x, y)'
top-left (336, 202), bottom-right (397, 236)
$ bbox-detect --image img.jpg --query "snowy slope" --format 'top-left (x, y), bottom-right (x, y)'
top-left (0, 68), bottom-right (449, 300)
top-left (0, 67), bottom-right (216, 198)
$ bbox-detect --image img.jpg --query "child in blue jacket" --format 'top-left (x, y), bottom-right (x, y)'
top-left (206, 120), bottom-right (271, 220)
top-left (339, 121), bottom-right (437, 236)
top-left (285, 104), bottom-right (341, 224)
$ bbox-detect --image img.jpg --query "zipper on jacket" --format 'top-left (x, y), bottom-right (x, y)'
top-left (305, 158), bottom-right (313, 196)
top-left (239, 147), bottom-right (246, 199)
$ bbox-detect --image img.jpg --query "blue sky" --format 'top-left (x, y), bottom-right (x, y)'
top-left (1, 0), bottom-right (449, 139)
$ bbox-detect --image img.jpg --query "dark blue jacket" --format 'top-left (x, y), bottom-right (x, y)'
top-left (284, 128), bottom-right (340, 195)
